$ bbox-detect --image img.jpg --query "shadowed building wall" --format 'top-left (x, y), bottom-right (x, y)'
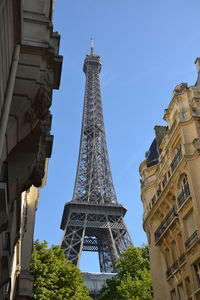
top-left (0, 1), bottom-right (62, 299)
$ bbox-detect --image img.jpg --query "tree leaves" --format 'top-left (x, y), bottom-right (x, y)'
top-left (99, 245), bottom-right (153, 300)
top-left (30, 240), bottom-right (91, 300)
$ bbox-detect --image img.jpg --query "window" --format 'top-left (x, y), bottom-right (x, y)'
top-left (185, 277), bottom-right (191, 298)
top-left (174, 144), bottom-right (181, 155)
top-left (176, 233), bottom-right (184, 255)
top-left (171, 240), bottom-right (178, 262)
top-left (177, 174), bottom-right (190, 207)
top-left (162, 174), bottom-right (167, 189)
top-left (177, 283), bottom-right (185, 300)
top-left (194, 261), bottom-right (200, 288)
top-left (182, 175), bottom-right (190, 199)
top-left (157, 184), bottom-right (161, 197)
top-left (171, 289), bottom-right (177, 300)
top-left (184, 210), bottom-right (196, 239)
top-left (165, 247), bottom-right (171, 268)
top-left (171, 144), bottom-right (182, 172)
top-left (152, 195), bottom-right (156, 206)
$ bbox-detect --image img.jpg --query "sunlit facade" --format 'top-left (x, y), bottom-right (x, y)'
top-left (140, 59), bottom-right (200, 300)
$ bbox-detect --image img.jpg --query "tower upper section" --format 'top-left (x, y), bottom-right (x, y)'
top-left (72, 43), bottom-right (117, 205)
top-left (83, 42), bottom-right (102, 74)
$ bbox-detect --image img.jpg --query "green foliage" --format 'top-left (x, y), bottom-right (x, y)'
top-left (99, 245), bottom-right (153, 300)
top-left (30, 240), bottom-right (91, 300)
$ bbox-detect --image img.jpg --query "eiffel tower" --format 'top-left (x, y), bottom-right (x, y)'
top-left (60, 40), bottom-right (132, 272)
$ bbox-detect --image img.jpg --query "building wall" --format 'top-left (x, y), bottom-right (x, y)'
top-left (140, 59), bottom-right (200, 300)
top-left (0, 0), bottom-right (62, 299)
top-left (0, 0), bottom-right (15, 111)
top-left (140, 61), bottom-right (200, 300)
top-left (9, 187), bottom-right (39, 300)
top-left (83, 272), bottom-right (116, 300)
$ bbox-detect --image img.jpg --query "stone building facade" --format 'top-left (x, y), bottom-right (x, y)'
top-left (0, 0), bottom-right (62, 299)
top-left (140, 59), bottom-right (200, 300)
top-left (83, 272), bottom-right (116, 300)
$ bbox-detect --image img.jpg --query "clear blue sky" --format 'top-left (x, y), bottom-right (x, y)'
top-left (34, 0), bottom-right (200, 272)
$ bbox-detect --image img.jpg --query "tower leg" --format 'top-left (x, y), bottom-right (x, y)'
top-left (98, 231), bottom-right (116, 273)
top-left (61, 212), bottom-right (87, 266)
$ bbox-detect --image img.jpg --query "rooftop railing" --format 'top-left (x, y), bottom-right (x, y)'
top-left (154, 206), bottom-right (178, 244)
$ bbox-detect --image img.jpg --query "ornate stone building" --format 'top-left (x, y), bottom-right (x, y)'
top-left (140, 59), bottom-right (200, 300)
top-left (0, 0), bottom-right (62, 299)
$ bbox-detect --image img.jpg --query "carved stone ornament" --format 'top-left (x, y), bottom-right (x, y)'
top-left (192, 138), bottom-right (200, 151)
top-left (17, 270), bottom-right (34, 298)
top-left (147, 231), bottom-right (151, 245)
top-left (179, 197), bottom-right (192, 216)
top-left (25, 107), bottom-right (37, 123)
top-left (174, 83), bottom-right (188, 95)
top-left (30, 141), bottom-right (47, 187)
top-left (190, 242), bottom-right (200, 257)
top-left (39, 111), bottom-right (52, 136)
top-left (26, 71), bottom-right (53, 122)
top-left (190, 105), bottom-right (197, 113)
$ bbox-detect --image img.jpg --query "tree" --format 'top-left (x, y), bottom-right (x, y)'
top-left (30, 240), bottom-right (91, 300)
top-left (99, 245), bottom-right (153, 300)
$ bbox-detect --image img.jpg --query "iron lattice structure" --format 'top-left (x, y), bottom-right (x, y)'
top-left (61, 43), bottom-right (132, 272)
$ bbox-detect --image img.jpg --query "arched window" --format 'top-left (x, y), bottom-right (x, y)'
top-left (177, 174), bottom-right (190, 208)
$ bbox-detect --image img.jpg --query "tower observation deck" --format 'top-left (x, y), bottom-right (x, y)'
top-left (60, 41), bottom-right (132, 272)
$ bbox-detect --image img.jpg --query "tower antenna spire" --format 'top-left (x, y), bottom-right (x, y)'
top-left (91, 37), bottom-right (94, 55)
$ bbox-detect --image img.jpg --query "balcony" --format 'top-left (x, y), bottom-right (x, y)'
top-left (166, 253), bottom-right (186, 280)
top-left (170, 148), bottom-right (182, 172)
top-left (185, 230), bottom-right (199, 251)
top-left (154, 206), bottom-right (178, 244)
top-left (177, 184), bottom-right (190, 208)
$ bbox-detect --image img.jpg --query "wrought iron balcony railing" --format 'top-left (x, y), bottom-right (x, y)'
top-left (166, 253), bottom-right (186, 280)
top-left (171, 259), bottom-right (179, 273)
top-left (170, 148), bottom-right (182, 172)
top-left (185, 230), bottom-right (199, 251)
top-left (154, 206), bottom-right (178, 244)
top-left (166, 267), bottom-right (172, 280)
top-left (179, 253), bottom-right (186, 266)
top-left (177, 184), bottom-right (190, 208)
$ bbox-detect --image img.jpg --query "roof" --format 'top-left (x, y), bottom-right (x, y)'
top-left (146, 138), bottom-right (159, 168)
